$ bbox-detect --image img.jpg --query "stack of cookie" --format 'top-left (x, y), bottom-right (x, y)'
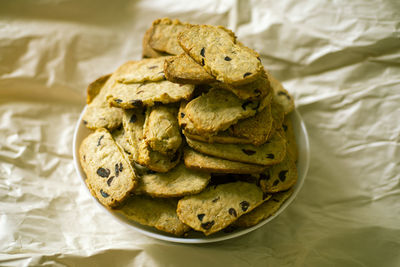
top-left (79, 18), bottom-right (298, 237)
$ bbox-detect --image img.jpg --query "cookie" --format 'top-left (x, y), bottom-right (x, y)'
top-left (148, 18), bottom-right (187, 55)
top-left (178, 101), bottom-right (250, 144)
top-left (233, 188), bottom-right (294, 228)
top-left (107, 80), bottom-right (194, 109)
top-left (142, 26), bottom-right (171, 58)
top-left (179, 101), bottom-right (271, 146)
top-left (183, 147), bottom-right (267, 174)
top-left (283, 116), bottom-right (298, 162)
top-left (123, 109), bottom-right (181, 172)
top-left (115, 58), bottom-right (170, 84)
top-left (230, 103), bottom-right (273, 146)
top-left (177, 182), bottom-right (265, 235)
top-left (165, 54), bottom-right (271, 100)
top-left (185, 88), bottom-right (270, 134)
top-left (267, 72), bottom-right (295, 115)
top-left (116, 195), bottom-right (190, 236)
top-left (86, 74), bottom-right (111, 104)
top-left (259, 148), bottom-right (298, 193)
top-left (111, 127), bottom-right (135, 162)
top-left (79, 128), bottom-right (138, 208)
top-left (164, 54), bottom-right (215, 84)
top-left (178, 24), bottom-right (263, 85)
top-left (134, 162), bottom-right (210, 197)
top-left (185, 130), bottom-right (287, 166)
top-left (143, 105), bottom-right (182, 156)
top-left (82, 74), bottom-right (124, 131)
top-left (213, 71), bottom-right (271, 101)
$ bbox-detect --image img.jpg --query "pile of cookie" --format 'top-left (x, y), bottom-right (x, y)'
top-left (79, 18), bottom-right (298, 237)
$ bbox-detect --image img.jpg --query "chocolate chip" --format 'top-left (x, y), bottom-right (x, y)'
top-left (115, 99), bottom-right (123, 103)
top-left (201, 58), bottom-right (205, 66)
top-left (260, 173), bottom-right (270, 181)
top-left (278, 91), bottom-right (291, 100)
top-left (200, 47), bottom-right (205, 57)
top-left (212, 196), bottom-right (220, 203)
top-left (124, 149), bottom-right (131, 155)
top-left (83, 155), bottom-right (86, 161)
top-left (266, 154), bottom-right (275, 159)
top-left (115, 163), bottom-right (120, 177)
top-left (282, 124), bottom-right (288, 132)
top-left (252, 101), bottom-right (261, 111)
top-left (180, 112), bottom-right (185, 118)
top-left (148, 65), bottom-right (158, 69)
top-left (224, 56), bottom-right (231, 61)
top-left (130, 99), bottom-right (143, 107)
top-left (240, 201), bottom-right (250, 212)
top-left (279, 170), bottom-right (288, 182)
top-left (241, 101), bottom-right (252, 110)
top-left (130, 114), bottom-right (137, 123)
top-left (243, 72), bottom-right (252, 78)
top-left (97, 168), bottom-right (110, 178)
top-left (273, 179), bottom-right (280, 186)
top-left (228, 208), bottom-right (237, 217)
top-left (257, 57), bottom-right (261, 62)
top-left (100, 189), bottom-right (109, 198)
top-left (119, 163), bottom-right (123, 172)
top-left (97, 135), bottom-right (104, 146)
top-left (107, 176), bottom-right (114, 186)
top-left (83, 120), bottom-right (88, 125)
top-left (201, 221), bottom-right (215, 230)
top-left (242, 149), bottom-right (256, 155)
top-left (197, 213), bottom-right (205, 221)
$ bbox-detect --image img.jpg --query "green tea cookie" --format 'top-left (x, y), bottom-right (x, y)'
top-left (107, 80), bottom-right (194, 109)
top-left (178, 101), bottom-right (251, 144)
top-left (79, 128), bottom-right (138, 208)
top-left (185, 88), bottom-right (270, 134)
top-left (115, 58), bottom-right (170, 84)
top-left (267, 72), bottom-right (294, 115)
top-left (142, 26), bottom-right (170, 58)
top-left (123, 109), bottom-right (180, 172)
top-left (259, 148), bottom-right (298, 193)
top-left (164, 54), bottom-right (215, 84)
top-left (165, 54), bottom-right (271, 100)
top-left (177, 182), bottom-right (265, 235)
top-left (116, 195), bottom-right (190, 236)
top-left (148, 18), bottom-right (187, 55)
top-left (86, 74), bottom-right (111, 104)
top-left (230, 103), bottom-right (273, 146)
top-left (185, 130), bottom-right (287, 166)
top-left (233, 188), bottom-right (294, 228)
top-left (134, 163), bottom-right (210, 197)
top-left (178, 24), bottom-right (263, 85)
top-left (183, 147), bottom-right (267, 174)
top-left (143, 105), bottom-right (182, 156)
top-left (283, 116), bottom-right (298, 162)
top-left (179, 101), bottom-right (271, 146)
top-left (82, 73), bottom-right (124, 130)
top-left (111, 127), bottom-right (135, 162)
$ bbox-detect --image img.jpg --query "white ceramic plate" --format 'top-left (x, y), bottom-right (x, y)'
top-left (73, 106), bottom-right (309, 243)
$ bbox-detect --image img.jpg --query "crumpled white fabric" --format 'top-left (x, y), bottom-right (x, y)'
top-left (1, 0), bottom-right (399, 266)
